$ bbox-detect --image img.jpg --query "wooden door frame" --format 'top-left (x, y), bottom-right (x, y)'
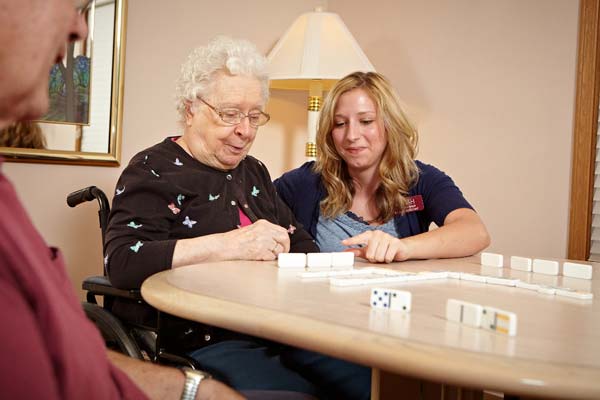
top-left (568, 0), bottom-right (600, 260)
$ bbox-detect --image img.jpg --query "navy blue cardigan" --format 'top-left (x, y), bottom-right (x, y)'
top-left (274, 161), bottom-right (473, 241)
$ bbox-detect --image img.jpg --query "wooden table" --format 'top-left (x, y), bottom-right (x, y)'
top-left (141, 256), bottom-right (600, 399)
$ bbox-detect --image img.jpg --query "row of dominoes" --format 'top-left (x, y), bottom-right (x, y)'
top-left (370, 289), bottom-right (519, 337)
top-left (309, 267), bottom-right (594, 299)
top-left (330, 270), bottom-right (449, 287)
top-left (481, 252), bottom-right (593, 280)
top-left (370, 287), bottom-right (412, 312)
top-left (446, 299), bottom-right (517, 336)
top-left (278, 252), bottom-right (355, 268)
top-left (299, 266), bottom-right (399, 279)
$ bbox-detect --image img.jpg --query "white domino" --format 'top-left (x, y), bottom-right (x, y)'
top-left (446, 299), bottom-right (483, 327)
top-left (481, 252), bottom-right (503, 268)
top-left (416, 271), bottom-right (449, 280)
top-left (481, 306), bottom-right (517, 336)
top-left (331, 252), bottom-right (355, 267)
top-left (532, 259), bottom-right (559, 276)
top-left (370, 288), bottom-right (412, 312)
top-left (460, 273), bottom-right (487, 283)
top-left (277, 253), bottom-right (306, 268)
top-left (515, 281), bottom-right (541, 291)
top-left (510, 256), bottom-right (532, 272)
top-left (555, 288), bottom-right (594, 300)
top-left (485, 277), bottom-right (519, 287)
top-left (307, 253), bottom-right (332, 268)
top-left (537, 285), bottom-right (556, 295)
top-left (562, 262), bottom-right (593, 280)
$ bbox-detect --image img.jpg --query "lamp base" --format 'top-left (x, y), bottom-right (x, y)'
top-left (305, 142), bottom-right (317, 158)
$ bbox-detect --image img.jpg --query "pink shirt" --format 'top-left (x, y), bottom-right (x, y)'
top-left (238, 208), bottom-right (253, 227)
top-left (0, 160), bottom-right (148, 400)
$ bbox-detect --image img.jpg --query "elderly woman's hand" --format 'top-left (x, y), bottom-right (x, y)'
top-left (224, 219), bottom-right (291, 261)
top-left (341, 230), bottom-right (410, 263)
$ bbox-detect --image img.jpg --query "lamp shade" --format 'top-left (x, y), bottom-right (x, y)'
top-left (267, 10), bottom-right (375, 91)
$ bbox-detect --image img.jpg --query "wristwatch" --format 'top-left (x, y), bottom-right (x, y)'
top-left (179, 367), bottom-right (211, 400)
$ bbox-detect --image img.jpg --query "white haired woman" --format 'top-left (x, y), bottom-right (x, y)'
top-left (104, 37), bottom-right (369, 399)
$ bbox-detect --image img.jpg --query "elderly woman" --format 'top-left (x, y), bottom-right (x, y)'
top-left (275, 71), bottom-right (490, 263)
top-left (105, 37), bottom-right (368, 399)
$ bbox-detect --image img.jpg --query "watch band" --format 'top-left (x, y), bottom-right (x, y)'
top-left (180, 367), bottom-right (211, 400)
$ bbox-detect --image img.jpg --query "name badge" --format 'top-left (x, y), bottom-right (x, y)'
top-left (405, 195), bottom-right (424, 213)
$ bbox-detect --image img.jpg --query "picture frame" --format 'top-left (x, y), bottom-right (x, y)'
top-left (0, 0), bottom-right (127, 166)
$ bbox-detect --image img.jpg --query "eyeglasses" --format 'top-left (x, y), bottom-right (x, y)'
top-left (198, 98), bottom-right (270, 128)
top-left (74, 0), bottom-right (94, 15)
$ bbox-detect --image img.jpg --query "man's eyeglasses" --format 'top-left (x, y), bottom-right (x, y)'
top-left (198, 98), bottom-right (270, 128)
top-left (75, 0), bottom-right (94, 15)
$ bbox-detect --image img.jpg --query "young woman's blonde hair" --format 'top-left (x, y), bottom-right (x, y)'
top-left (314, 71), bottom-right (419, 222)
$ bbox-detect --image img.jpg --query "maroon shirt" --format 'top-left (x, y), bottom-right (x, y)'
top-left (0, 159), bottom-right (147, 399)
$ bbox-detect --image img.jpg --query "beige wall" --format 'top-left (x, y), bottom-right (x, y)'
top-left (3, 0), bottom-right (579, 298)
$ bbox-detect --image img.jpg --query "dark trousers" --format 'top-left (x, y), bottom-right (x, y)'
top-left (189, 340), bottom-right (371, 400)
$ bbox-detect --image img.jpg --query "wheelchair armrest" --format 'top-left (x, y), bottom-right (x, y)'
top-left (82, 275), bottom-right (143, 302)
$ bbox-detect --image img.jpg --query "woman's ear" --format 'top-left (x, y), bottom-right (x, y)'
top-left (184, 101), bottom-right (194, 126)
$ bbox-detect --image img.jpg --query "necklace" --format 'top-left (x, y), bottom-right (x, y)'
top-left (347, 210), bottom-right (379, 225)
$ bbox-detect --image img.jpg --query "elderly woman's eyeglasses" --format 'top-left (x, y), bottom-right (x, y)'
top-left (198, 98), bottom-right (270, 128)
top-left (75, 0), bottom-right (94, 14)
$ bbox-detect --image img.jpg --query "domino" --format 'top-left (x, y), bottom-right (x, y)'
top-left (481, 306), bottom-right (517, 336)
top-left (460, 273), bottom-right (487, 283)
top-left (416, 271), bottom-right (449, 280)
top-left (370, 288), bottom-right (412, 312)
top-left (277, 253), bottom-right (306, 268)
top-left (388, 289), bottom-right (412, 312)
top-left (330, 274), bottom-right (412, 287)
top-left (562, 262), bottom-right (593, 280)
top-left (510, 256), bottom-right (532, 272)
top-left (331, 252), bottom-right (355, 267)
top-left (532, 259), bottom-right (559, 275)
top-left (447, 271), bottom-right (461, 279)
top-left (360, 267), bottom-right (400, 276)
top-left (561, 276), bottom-right (592, 293)
top-left (446, 299), bottom-right (483, 327)
top-left (485, 277), bottom-right (519, 287)
top-left (370, 288), bottom-right (392, 308)
top-left (481, 252), bottom-right (503, 267)
top-left (537, 285), bottom-right (556, 295)
top-left (515, 281), bottom-right (541, 291)
top-left (307, 253), bottom-right (332, 268)
top-left (555, 288), bottom-right (594, 300)
top-left (481, 265), bottom-right (503, 277)
top-left (330, 277), bottom-right (369, 286)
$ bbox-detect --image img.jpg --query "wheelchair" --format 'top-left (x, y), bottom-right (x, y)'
top-left (67, 186), bottom-right (198, 368)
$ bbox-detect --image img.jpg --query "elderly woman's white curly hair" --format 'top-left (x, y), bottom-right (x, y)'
top-left (175, 36), bottom-right (269, 124)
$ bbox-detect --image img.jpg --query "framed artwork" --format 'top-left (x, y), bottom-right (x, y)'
top-left (42, 40), bottom-right (92, 125)
top-left (0, 0), bottom-right (128, 166)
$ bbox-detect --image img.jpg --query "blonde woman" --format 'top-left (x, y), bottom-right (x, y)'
top-left (275, 71), bottom-right (490, 263)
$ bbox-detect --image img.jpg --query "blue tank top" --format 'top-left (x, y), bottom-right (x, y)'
top-left (316, 211), bottom-right (399, 252)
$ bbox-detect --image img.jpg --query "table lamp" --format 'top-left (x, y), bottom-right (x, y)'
top-left (267, 8), bottom-right (375, 158)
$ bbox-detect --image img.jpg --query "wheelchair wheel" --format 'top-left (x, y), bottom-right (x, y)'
top-left (82, 302), bottom-right (144, 359)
